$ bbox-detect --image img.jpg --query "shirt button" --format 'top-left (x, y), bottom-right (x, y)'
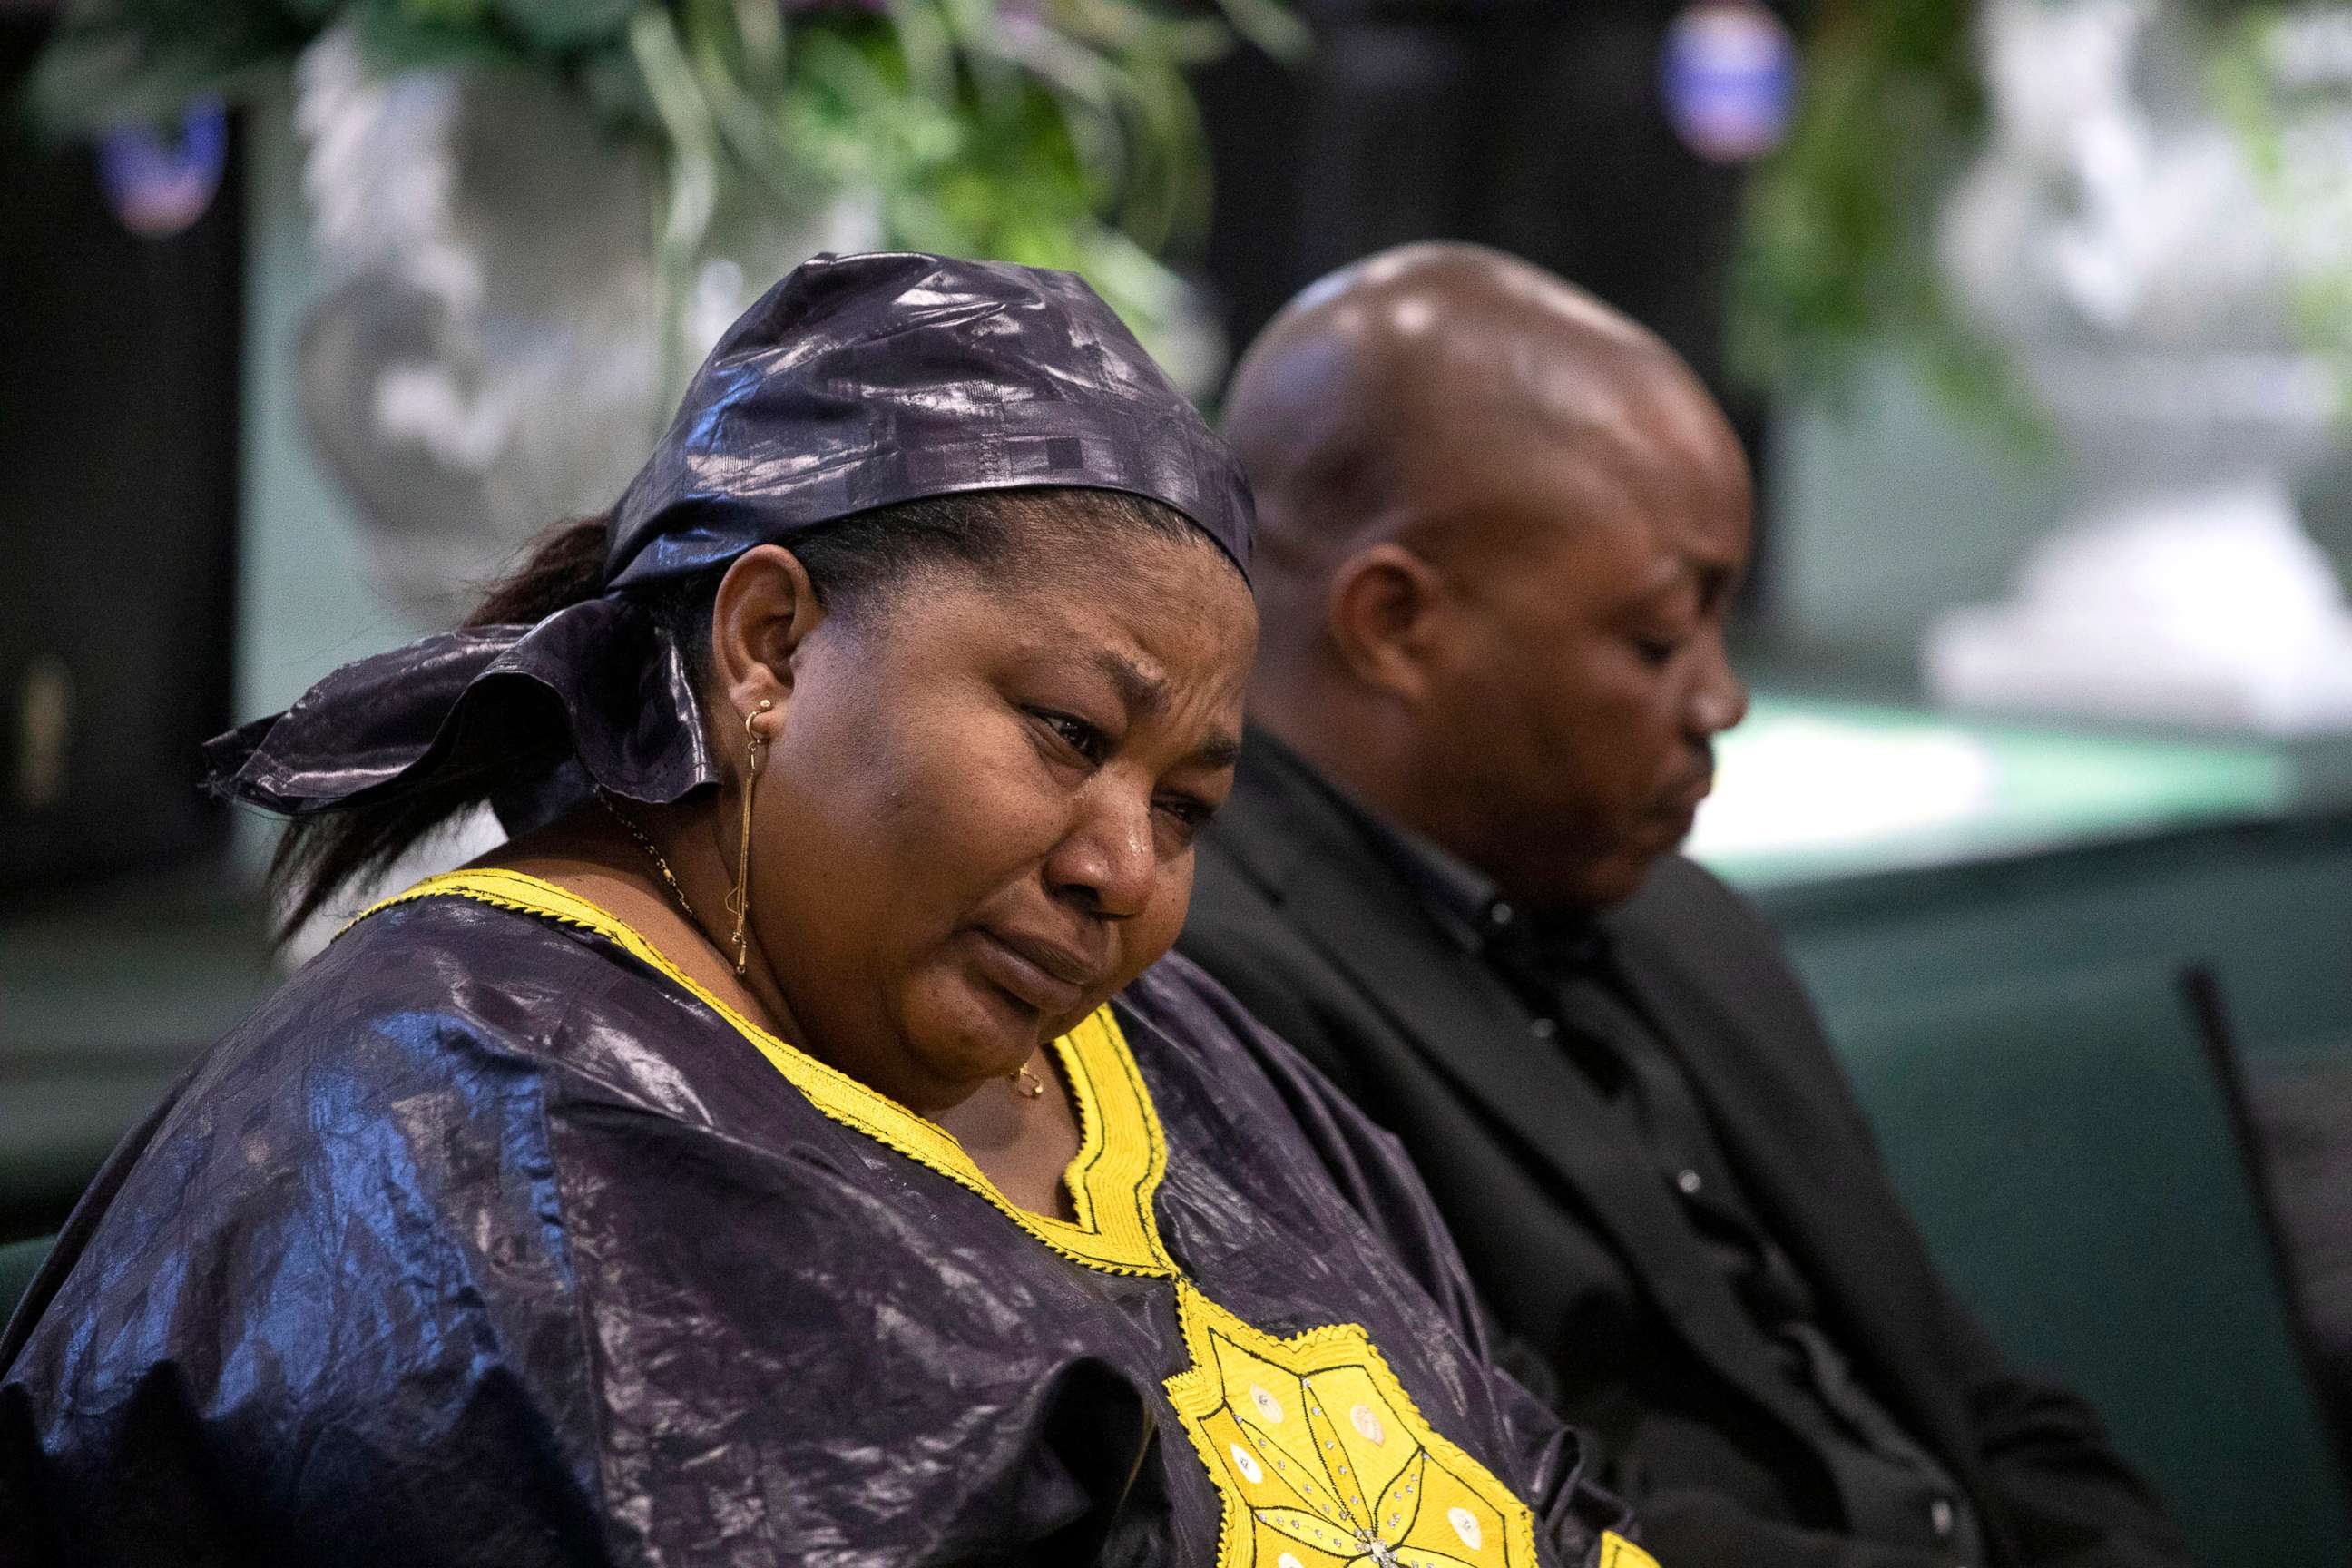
top-left (1489, 900), bottom-right (1515, 927)
top-left (1675, 1169), bottom-right (1704, 1197)
top-left (1529, 1018), bottom-right (1559, 1042)
top-left (1930, 1498), bottom-right (1955, 1538)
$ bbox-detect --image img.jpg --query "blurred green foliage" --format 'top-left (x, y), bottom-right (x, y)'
top-left (1731, 0), bottom-right (2296, 433)
top-left (1728, 1), bottom-right (1991, 416)
top-left (25, 0), bottom-right (1307, 358)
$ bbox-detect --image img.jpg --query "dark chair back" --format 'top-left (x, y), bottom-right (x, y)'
top-left (1831, 962), bottom-right (2351, 1565)
top-left (0, 1232), bottom-right (54, 1336)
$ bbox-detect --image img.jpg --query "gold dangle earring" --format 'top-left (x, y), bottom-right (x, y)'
top-left (725, 699), bottom-right (771, 976)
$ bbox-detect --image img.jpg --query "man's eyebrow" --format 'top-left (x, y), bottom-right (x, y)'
top-left (1620, 555), bottom-right (1689, 607)
top-left (1627, 552), bottom-right (1740, 610)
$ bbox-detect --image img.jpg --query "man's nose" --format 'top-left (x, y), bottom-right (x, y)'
top-left (1688, 636), bottom-right (1749, 739)
top-left (1045, 784), bottom-right (1157, 920)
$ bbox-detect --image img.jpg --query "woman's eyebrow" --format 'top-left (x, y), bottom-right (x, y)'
top-left (1094, 648), bottom-right (1171, 716)
top-left (1082, 647), bottom-right (1240, 766)
top-left (1192, 732), bottom-right (1245, 771)
top-left (1086, 649), bottom-right (1241, 768)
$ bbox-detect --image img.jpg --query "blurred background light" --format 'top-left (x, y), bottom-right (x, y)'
top-left (97, 100), bottom-right (225, 238)
top-left (1660, 0), bottom-right (1799, 164)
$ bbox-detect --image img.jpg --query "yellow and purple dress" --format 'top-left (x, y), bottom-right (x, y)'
top-left (3, 870), bottom-right (1653, 1567)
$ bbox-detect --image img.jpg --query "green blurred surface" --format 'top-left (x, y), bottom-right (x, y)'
top-left (0, 863), bottom-right (274, 1240)
top-left (1691, 697), bottom-right (2299, 888)
top-left (1835, 964), bottom-right (2349, 1567)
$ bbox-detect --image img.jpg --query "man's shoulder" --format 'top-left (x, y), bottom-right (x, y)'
top-left (1611, 856), bottom-right (1835, 1067)
top-left (1190, 821), bottom-right (1278, 909)
top-left (1612, 853), bottom-right (1780, 955)
top-left (1183, 790), bottom-right (1422, 985)
top-left (1181, 831), bottom-right (1360, 1011)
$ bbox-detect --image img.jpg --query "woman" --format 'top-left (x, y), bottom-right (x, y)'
top-left (1, 253), bottom-right (1648, 1567)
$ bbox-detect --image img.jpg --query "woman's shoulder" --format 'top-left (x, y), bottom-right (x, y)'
top-left (1115, 950), bottom-right (1426, 1218)
top-left (1118, 948), bottom-right (1373, 1128)
top-left (138, 889), bottom-right (634, 1176)
top-left (1118, 949), bottom-right (1495, 1333)
top-left (6, 887), bottom-right (817, 1390)
top-left (84, 889), bottom-right (715, 1226)
top-left (1116, 947), bottom-right (1285, 1064)
top-left (303, 879), bottom-right (623, 1030)
top-left (260, 881), bottom-right (753, 1079)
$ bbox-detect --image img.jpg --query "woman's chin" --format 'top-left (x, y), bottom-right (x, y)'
top-left (900, 975), bottom-right (1053, 1091)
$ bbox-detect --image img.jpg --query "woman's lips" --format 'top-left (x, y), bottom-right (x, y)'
top-left (969, 927), bottom-right (1094, 1015)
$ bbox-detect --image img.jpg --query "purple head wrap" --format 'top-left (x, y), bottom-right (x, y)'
top-left (203, 251), bottom-right (1255, 823)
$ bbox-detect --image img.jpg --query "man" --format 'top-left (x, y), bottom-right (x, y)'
top-left (1178, 242), bottom-right (2189, 1567)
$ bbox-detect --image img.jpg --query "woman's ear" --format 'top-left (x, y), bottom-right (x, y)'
top-left (1323, 543), bottom-right (1446, 706)
top-left (709, 544), bottom-right (825, 722)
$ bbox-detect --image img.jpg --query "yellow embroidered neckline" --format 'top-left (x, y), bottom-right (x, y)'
top-left (351, 867), bottom-right (1177, 1278)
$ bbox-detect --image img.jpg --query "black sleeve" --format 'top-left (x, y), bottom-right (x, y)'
top-left (1944, 1310), bottom-right (2191, 1566)
top-left (1636, 1489), bottom-right (1951, 1566)
top-left (1660, 862), bottom-right (2190, 1567)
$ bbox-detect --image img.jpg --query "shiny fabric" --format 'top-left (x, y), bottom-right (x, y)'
top-left (202, 251), bottom-right (1253, 817)
top-left (606, 251), bottom-right (1253, 590)
top-left (205, 595), bottom-right (708, 818)
top-left (0, 892), bottom-right (1629, 1566)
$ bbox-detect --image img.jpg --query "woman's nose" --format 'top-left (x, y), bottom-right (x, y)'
top-left (1045, 785), bottom-right (1158, 920)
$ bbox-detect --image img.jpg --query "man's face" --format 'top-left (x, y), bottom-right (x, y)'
top-left (1410, 423), bottom-right (1752, 911)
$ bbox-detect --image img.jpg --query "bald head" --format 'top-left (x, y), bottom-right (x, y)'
top-left (1227, 241), bottom-right (1740, 602)
top-left (1221, 242), bottom-right (1752, 910)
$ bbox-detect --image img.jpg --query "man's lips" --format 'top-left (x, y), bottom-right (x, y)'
top-left (1656, 768), bottom-right (1717, 828)
top-left (970, 926), bottom-right (1101, 1015)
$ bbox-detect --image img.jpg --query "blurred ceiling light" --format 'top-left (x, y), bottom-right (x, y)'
top-left (1660, 0), bottom-right (1798, 164)
top-left (97, 101), bottom-right (225, 239)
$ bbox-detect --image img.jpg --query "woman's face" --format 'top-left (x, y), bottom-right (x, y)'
top-left (743, 520), bottom-right (1256, 1113)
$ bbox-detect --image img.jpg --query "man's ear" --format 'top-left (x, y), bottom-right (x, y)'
top-left (1324, 543), bottom-right (1446, 705)
top-left (708, 544), bottom-right (825, 723)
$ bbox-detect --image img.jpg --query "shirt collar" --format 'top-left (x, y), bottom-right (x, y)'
top-left (1258, 730), bottom-right (1592, 961)
top-left (1358, 807), bottom-right (1507, 955)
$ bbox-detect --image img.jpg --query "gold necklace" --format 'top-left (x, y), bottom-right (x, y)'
top-left (597, 790), bottom-right (1045, 1100)
top-left (597, 790), bottom-right (701, 926)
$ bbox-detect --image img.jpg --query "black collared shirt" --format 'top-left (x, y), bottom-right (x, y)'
top-left (1328, 780), bottom-right (1987, 1564)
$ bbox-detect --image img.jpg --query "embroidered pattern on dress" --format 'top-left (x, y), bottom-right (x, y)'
top-left (1165, 1281), bottom-right (1541, 1568)
top-left (1599, 1533), bottom-right (1661, 1568)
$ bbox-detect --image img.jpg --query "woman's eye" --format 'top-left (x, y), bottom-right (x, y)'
top-left (1156, 795), bottom-right (1213, 828)
top-left (1035, 710), bottom-right (1110, 764)
top-left (1154, 795), bottom-right (1216, 843)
